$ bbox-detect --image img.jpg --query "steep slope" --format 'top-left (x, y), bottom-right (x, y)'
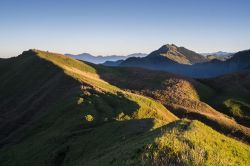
top-left (176, 45), bottom-right (209, 64)
top-left (0, 50), bottom-right (249, 166)
top-left (0, 52), bottom-right (81, 145)
top-left (0, 50), bottom-right (177, 165)
top-left (188, 49), bottom-right (250, 78)
top-left (95, 67), bottom-right (250, 143)
top-left (2, 118), bottom-right (250, 166)
top-left (144, 44), bottom-right (207, 64)
top-left (121, 44), bottom-right (207, 66)
top-left (120, 45), bottom-right (250, 78)
top-left (141, 119), bottom-right (250, 166)
top-left (200, 69), bottom-right (250, 127)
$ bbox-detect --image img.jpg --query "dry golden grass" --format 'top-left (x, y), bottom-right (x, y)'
top-left (98, 67), bottom-right (250, 143)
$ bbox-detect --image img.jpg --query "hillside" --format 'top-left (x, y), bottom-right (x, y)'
top-left (0, 50), bottom-right (249, 165)
top-left (121, 44), bottom-right (207, 67)
top-left (200, 69), bottom-right (250, 127)
top-left (146, 44), bottom-right (208, 64)
top-left (120, 45), bottom-right (250, 78)
top-left (95, 67), bottom-right (250, 143)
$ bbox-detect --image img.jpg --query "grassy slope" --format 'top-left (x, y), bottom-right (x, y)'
top-left (0, 50), bottom-right (176, 165)
top-left (35, 50), bottom-right (176, 126)
top-left (94, 67), bottom-right (250, 143)
top-left (0, 52), bottom-right (80, 144)
top-left (0, 50), bottom-right (249, 166)
top-left (200, 70), bottom-right (250, 127)
top-left (142, 119), bottom-right (250, 166)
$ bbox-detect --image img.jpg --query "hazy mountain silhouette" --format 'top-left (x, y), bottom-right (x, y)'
top-left (202, 51), bottom-right (233, 61)
top-left (66, 52), bottom-right (147, 64)
top-left (144, 44), bottom-right (208, 64)
top-left (202, 51), bottom-right (233, 56)
top-left (103, 59), bottom-right (124, 66)
top-left (1, 50), bottom-right (250, 165)
top-left (120, 44), bottom-right (250, 78)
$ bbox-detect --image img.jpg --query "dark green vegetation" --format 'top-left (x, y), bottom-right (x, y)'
top-left (0, 50), bottom-right (249, 166)
top-left (201, 69), bottom-right (250, 127)
top-left (95, 67), bottom-right (250, 143)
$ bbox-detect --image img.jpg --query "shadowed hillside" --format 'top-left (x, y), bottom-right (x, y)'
top-left (0, 51), bottom-right (81, 146)
top-left (94, 66), bottom-right (250, 143)
top-left (200, 69), bottom-right (250, 127)
top-left (0, 50), bottom-right (177, 165)
top-left (0, 50), bottom-right (249, 166)
top-left (119, 44), bottom-right (250, 78)
top-left (146, 44), bottom-right (208, 64)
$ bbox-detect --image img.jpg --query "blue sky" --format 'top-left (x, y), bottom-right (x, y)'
top-left (0, 0), bottom-right (250, 58)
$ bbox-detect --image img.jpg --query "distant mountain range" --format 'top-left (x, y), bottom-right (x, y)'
top-left (113, 44), bottom-right (250, 78)
top-left (103, 44), bottom-right (209, 67)
top-left (202, 51), bottom-right (233, 61)
top-left (201, 51), bottom-right (233, 56)
top-left (65, 52), bottom-right (147, 64)
top-left (1, 49), bottom-right (250, 165)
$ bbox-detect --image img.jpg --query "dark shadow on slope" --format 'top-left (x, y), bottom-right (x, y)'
top-left (45, 119), bottom-right (249, 166)
top-left (76, 82), bottom-right (140, 128)
top-left (0, 72), bottom-right (154, 166)
top-left (46, 118), bottom-right (176, 166)
top-left (197, 70), bottom-right (250, 127)
top-left (167, 105), bottom-right (250, 143)
top-left (0, 51), bottom-right (158, 166)
top-left (87, 63), bottom-right (250, 144)
top-left (118, 49), bottom-right (250, 78)
top-left (43, 89), bottom-right (149, 166)
top-left (0, 50), bottom-right (81, 147)
top-left (0, 50), bottom-right (145, 147)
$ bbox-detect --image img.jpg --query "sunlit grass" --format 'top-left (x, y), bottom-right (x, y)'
top-left (1, 50), bottom-right (249, 166)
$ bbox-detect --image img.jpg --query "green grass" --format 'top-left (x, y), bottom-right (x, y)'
top-left (2, 119), bottom-right (249, 166)
top-left (200, 69), bottom-right (250, 126)
top-left (0, 50), bottom-right (177, 165)
top-left (34, 49), bottom-right (177, 127)
top-left (142, 120), bottom-right (250, 166)
top-left (0, 50), bottom-right (249, 166)
top-left (35, 49), bottom-right (97, 74)
top-left (89, 65), bottom-right (250, 142)
top-left (205, 96), bottom-right (250, 120)
top-left (200, 87), bottom-right (250, 127)
top-left (224, 99), bottom-right (250, 118)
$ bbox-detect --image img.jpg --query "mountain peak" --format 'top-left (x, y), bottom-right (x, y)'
top-left (158, 44), bottom-right (178, 52)
top-left (147, 44), bottom-right (207, 64)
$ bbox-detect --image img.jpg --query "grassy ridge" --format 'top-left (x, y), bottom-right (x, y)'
top-left (0, 51), bottom-right (81, 144)
top-left (142, 120), bottom-right (250, 166)
top-left (35, 50), bottom-right (177, 126)
top-left (94, 67), bottom-right (250, 143)
top-left (0, 50), bottom-right (249, 166)
top-left (0, 50), bottom-right (177, 165)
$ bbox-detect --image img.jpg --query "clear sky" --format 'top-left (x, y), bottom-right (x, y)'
top-left (0, 0), bottom-right (250, 58)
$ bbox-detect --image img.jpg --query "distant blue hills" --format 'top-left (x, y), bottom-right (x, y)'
top-left (114, 44), bottom-right (250, 78)
top-left (65, 52), bottom-right (147, 64)
top-left (66, 45), bottom-right (250, 78)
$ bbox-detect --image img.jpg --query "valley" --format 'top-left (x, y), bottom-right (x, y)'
top-left (0, 50), bottom-right (249, 165)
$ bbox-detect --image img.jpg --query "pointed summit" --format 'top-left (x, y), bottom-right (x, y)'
top-left (158, 44), bottom-right (178, 52)
top-left (148, 44), bottom-right (207, 64)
